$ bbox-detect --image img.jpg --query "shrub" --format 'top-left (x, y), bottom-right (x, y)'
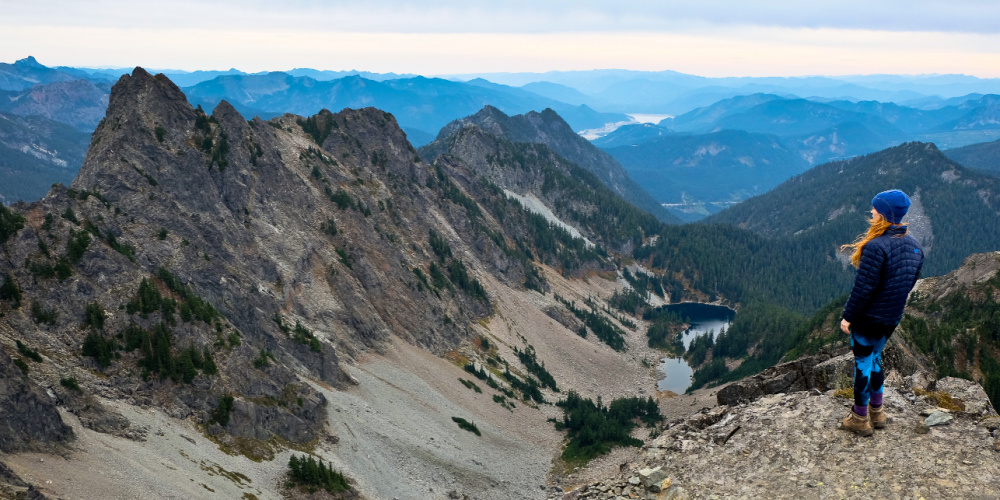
top-left (84, 302), bottom-right (105, 330)
top-left (82, 332), bottom-right (115, 368)
top-left (451, 416), bottom-right (481, 436)
top-left (16, 340), bottom-right (42, 363)
top-left (0, 205), bottom-right (26, 245)
top-left (13, 358), bottom-right (29, 375)
top-left (60, 377), bottom-right (82, 392)
top-left (210, 395), bottom-right (235, 426)
top-left (65, 230), bottom-right (91, 263)
top-left (253, 348), bottom-right (273, 369)
top-left (202, 348), bottom-right (218, 375)
top-left (554, 392), bottom-right (662, 464)
top-left (61, 206), bottom-right (79, 225)
top-left (0, 273), bottom-right (22, 308)
top-left (458, 378), bottom-right (482, 393)
top-left (321, 218), bottom-right (337, 236)
top-left (54, 259), bottom-right (73, 280)
top-left (126, 278), bottom-right (162, 315)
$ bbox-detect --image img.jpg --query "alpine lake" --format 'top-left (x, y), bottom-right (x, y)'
top-left (656, 303), bottom-right (735, 394)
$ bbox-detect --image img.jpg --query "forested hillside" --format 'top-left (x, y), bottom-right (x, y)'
top-left (706, 142), bottom-right (1000, 277)
top-left (944, 138), bottom-right (1000, 176)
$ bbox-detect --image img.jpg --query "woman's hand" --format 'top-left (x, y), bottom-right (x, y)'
top-left (841, 319), bottom-right (851, 335)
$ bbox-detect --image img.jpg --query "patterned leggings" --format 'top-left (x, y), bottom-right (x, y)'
top-left (851, 327), bottom-right (893, 408)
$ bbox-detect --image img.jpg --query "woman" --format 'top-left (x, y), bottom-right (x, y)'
top-left (839, 189), bottom-right (923, 436)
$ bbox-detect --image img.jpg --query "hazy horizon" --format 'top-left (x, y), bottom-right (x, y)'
top-left (3, 1), bottom-right (1000, 78)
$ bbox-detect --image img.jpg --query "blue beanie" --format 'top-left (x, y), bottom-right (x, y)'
top-left (871, 189), bottom-right (910, 224)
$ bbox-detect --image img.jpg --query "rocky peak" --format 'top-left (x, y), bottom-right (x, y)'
top-left (15, 56), bottom-right (43, 68)
top-left (102, 67), bottom-right (196, 136)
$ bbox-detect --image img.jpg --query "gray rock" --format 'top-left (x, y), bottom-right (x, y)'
top-left (638, 466), bottom-right (668, 489)
top-left (924, 411), bottom-right (954, 426)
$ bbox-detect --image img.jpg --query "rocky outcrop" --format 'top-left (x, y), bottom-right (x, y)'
top-left (0, 350), bottom-right (73, 453)
top-left (559, 370), bottom-right (1000, 499)
top-left (715, 338), bottom-right (926, 406)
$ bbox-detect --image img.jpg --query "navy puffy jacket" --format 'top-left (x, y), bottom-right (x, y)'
top-left (842, 225), bottom-right (924, 329)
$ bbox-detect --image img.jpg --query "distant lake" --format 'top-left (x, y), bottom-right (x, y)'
top-left (656, 303), bottom-right (735, 394)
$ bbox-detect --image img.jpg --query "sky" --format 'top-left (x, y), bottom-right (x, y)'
top-left (3, 0), bottom-right (1000, 78)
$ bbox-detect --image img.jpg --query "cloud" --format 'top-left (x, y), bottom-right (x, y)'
top-left (5, 0), bottom-right (1000, 34)
top-left (4, 24), bottom-right (1000, 78)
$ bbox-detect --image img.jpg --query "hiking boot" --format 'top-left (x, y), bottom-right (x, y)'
top-left (869, 404), bottom-right (887, 429)
top-left (841, 409), bottom-right (874, 436)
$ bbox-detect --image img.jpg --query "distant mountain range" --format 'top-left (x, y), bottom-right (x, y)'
top-left (596, 93), bottom-right (1000, 219)
top-left (4, 54), bottom-right (1000, 222)
top-left (181, 73), bottom-right (627, 146)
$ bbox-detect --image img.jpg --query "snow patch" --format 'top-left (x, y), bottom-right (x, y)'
top-left (503, 190), bottom-right (593, 248)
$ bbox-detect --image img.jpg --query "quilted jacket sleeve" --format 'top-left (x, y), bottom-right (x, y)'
top-left (842, 241), bottom-right (886, 323)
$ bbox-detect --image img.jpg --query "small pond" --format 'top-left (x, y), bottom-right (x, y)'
top-left (655, 303), bottom-right (735, 394)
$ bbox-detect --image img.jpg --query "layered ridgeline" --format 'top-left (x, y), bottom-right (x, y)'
top-left (599, 93), bottom-right (1000, 220)
top-left (182, 73), bottom-right (627, 147)
top-left (603, 129), bottom-right (809, 221)
top-left (422, 105), bottom-right (680, 223)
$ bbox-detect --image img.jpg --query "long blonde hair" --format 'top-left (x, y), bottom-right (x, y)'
top-left (841, 217), bottom-right (895, 268)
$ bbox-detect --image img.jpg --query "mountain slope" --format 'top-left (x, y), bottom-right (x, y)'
top-left (662, 93), bottom-right (786, 133)
top-left (707, 142), bottom-right (1000, 277)
top-left (424, 106), bottom-right (680, 223)
top-left (944, 137), bottom-right (1000, 175)
top-left (0, 112), bottom-right (90, 203)
top-left (604, 129), bottom-right (808, 209)
top-left (0, 56), bottom-right (84, 91)
top-left (0, 79), bottom-right (110, 131)
top-left (713, 98), bottom-right (905, 138)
